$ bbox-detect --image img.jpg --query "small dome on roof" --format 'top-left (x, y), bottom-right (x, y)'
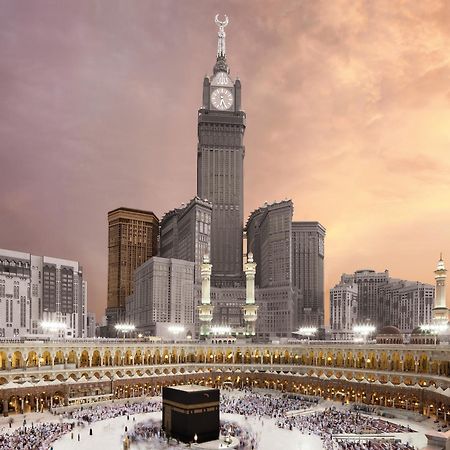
top-left (378, 326), bottom-right (401, 336)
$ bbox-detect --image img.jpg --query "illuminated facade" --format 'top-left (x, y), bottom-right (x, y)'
top-left (0, 339), bottom-right (448, 420)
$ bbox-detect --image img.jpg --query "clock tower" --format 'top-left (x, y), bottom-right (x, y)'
top-left (197, 15), bottom-right (245, 285)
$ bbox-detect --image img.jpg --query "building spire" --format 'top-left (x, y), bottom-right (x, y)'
top-left (214, 14), bottom-right (229, 74)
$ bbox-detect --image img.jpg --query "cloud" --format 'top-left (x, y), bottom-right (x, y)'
top-left (0, 0), bottom-right (449, 320)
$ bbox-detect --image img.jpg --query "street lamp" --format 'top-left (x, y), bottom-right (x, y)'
top-left (353, 324), bottom-right (376, 343)
top-left (296, 326), bottom-right (318, 337)
top-left (115, 323), bottom-right (135, 340)
top-left (168, 325), bottom-right (185, 342)
top-left (420, 323), bottom-right (448, 345)
top-left (210, 326), bottom-right (232, 335)
top-left (40, 321), bottom-right (67, 338)
top-left (293, 326), bottom-right (318, 342)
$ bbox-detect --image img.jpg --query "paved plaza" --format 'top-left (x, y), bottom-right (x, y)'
top-left (0, 389), bottom-right (442, 449)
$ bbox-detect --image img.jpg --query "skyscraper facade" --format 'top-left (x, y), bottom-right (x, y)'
top-left (160, 197), bottom-right (212, 283)
top-left (246, 201), bottom-right (296, 339)
top-left (292, 222), bottom-right (326, 328)
top-left (246, 200), bottom-right (293, 288)
top-left (106, 207), bottom-right (159, 328)
top-left (0, 248), bottom-right (87, 338)
top-left (341, 269), bottom-right (390, 323)
top-left (197, 16), bottom-right (245, 284)
top-left (378, 280), bottom-right (434, 333)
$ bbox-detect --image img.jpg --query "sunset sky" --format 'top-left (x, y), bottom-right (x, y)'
top-left (1, 0), bottom-right (449, 321)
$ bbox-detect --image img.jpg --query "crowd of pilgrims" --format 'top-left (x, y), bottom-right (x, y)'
top-left (221, 391), bottom-right (416, 450)
top-left (220, 391), bottom-right (315, 418)
top-left (0, 400), bottom-right (161, 450)
top-left (0, 389), bottom-right (420, 450)
top-left (61, 399), bottom-right (161, 424)
top-left (275, 407), bottom-right (413, 450)
top-left (0, 422), bottom-right (72, 450)
top-left (336, 441), bottom-right (416, 450)
top-left (220, 420), bottom-right (258, 450)
top-left (129, 418), bottom-right (258, 450)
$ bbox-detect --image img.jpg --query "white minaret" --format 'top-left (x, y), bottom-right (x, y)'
top-left (433, 254), bottom-right (449, 324)
top-left (242, 253), bottom-right (258, 337)
top-left (197, 254), bottom-right (214, 337)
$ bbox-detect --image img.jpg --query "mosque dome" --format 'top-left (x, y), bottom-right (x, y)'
top-left (376, 326), bottom-right (403, 344)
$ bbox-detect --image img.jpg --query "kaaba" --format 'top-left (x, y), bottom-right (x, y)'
top-left (162, 385), bottom-right (220, 443)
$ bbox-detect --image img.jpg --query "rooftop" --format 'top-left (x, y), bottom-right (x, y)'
top-left (168, 384), bottom-right (215, 392)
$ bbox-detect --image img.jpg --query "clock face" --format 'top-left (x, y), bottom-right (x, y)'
top-left (211, 88), bottom-right (233, 110)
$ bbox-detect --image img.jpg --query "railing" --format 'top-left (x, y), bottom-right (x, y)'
top-left (1, 362), bottom-right (449, 388)
top-left (1, 338), bottom-right (449, 350)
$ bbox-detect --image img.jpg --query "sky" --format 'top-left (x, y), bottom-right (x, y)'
top-left (1, 0), bottom-right (449, 322)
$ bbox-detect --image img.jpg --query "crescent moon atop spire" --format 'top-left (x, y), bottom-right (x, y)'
top-left (215, 14), bottom-right (229, 29)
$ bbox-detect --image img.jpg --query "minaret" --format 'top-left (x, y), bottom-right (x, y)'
top-left (242, 253), bottom-right (258, 336)
top-left (197, 255), bottom-right (214, 337)
top-left (433, 254), bottom-right (449, 324)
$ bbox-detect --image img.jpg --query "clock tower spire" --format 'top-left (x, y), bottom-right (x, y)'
top-left (197, 15), bottom-right (246, 285)
top-left (214, 14), bottom-right (229, 74)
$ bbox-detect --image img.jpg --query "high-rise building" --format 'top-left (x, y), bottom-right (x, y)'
top-left (341, 269), bottom-right (390, 324)
top-left (160, 197), bottom-right (212, 283)
top-left (246, 200), bottom-right (293, 288)
top-left (256, 286), bottom-right (295, 340)
top-left (292, 222), bottom-right (326, 328)
top-left (197, 16), bottom-right (245, 284)
top-left (126, 257), bottom-right (195, 338)
top-left (378, 280), bottom-right (434, 333)
top-left (127, 16), bottom-right (326, 341)
top-left (246, 200), bottom-right (295, 339)
top-left (106, 207), bottom-right (159, 328)
top-left (245, 202), bottom-right (327, 338)
top-left (333, 269), bottom-right (435, 337)
top-left (0, 248), bottom-right (87, 338)
top-left (330, 282), bottom-right (358, 340)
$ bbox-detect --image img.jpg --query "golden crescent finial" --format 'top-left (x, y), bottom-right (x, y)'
top-left (215, 14), bottom-right (229, 29)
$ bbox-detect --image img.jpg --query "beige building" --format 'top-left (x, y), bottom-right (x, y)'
top-left (330, 282), bottom-right (358, 340)
top-left (126, 257), bottom-right (195, 338)
top-left (334, 269), bottom-right (435, 337)
top-left (0, 248), bottom-right (87, 338)
top-left (106, 208), bottom-right (159, 330)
